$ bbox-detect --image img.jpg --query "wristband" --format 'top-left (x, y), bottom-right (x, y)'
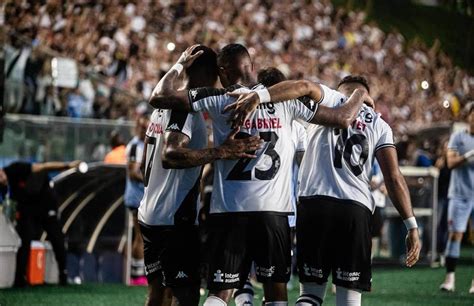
top-left (255, 88), bottom-right (271, 103)
top-left (403, 217), bottom-right (418, 230)
top-left (170, 63), bottom-right (184, 75)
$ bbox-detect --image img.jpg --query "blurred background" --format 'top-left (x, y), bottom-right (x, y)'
top-left (0, 0), bottom-right (473, 305)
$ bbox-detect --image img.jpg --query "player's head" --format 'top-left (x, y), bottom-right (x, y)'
top-left (337, 75), bottom-right (370, 97)
top-left (135, 115), bottom-right (149, 141)
top-left (257, 67), bottom-right (287, 87)
top-left (217, 43), bottom-right (255, 87)
top-left (186, 45), bottom-right (218, 88)
top-left (110, 130), bottom-right (125, 148)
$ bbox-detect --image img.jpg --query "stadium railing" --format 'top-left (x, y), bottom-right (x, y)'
top-left (0, 114), bottom-right (133, 166)
top-left (383, 166), bottom-right (439, 267)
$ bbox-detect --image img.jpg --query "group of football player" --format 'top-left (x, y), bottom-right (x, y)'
top-left (132, 43), bottom-right (421, 306)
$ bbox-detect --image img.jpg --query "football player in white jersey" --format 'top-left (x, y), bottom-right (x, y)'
top-left (149, 44), bottom-right (372, 306)
top-left (139, 45), bottom-right (262, 306)
top-left (226, 75), bottom-right (421, 306)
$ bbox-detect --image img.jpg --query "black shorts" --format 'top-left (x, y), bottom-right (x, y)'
top-left (139, 223), bottom-right (200, 287)
top-left (206, 213), bottom-right (291, 290)
top-left (297, 196), bottom-right (372, 291)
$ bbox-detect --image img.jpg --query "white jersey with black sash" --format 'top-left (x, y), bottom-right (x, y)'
top-left (299, 85), bottom-right (395, 212)
top-left (189, 85), bottom-right (318, 215)
top-left (138, 108), bottom-right (207, 226)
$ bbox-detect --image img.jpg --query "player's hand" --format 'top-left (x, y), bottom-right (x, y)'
top-left (464, 149), bottom-right (474, 163)
top-left (224, 91), bottom-right (260, 129)
top-left (217, 128), bottom-right (263, 159)
top-left (176, 44), bottom-right (204, 68)
top-left (405, 228), bottom-right (421, 267)
top-left (68, 160), bottom-right (82, 169)
top-left (363, 92), bottom-right (375, 108)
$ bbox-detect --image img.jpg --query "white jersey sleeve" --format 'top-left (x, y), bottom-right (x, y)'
top-left (165, 110), bottom-right (197, 139)
top-left (374, 120), bottom-right (395, 153)
top-left (294, 121), bottom-right (308, 152)
top-left (287, 97), bottom-right (319, 123)
top-left (318, 84), bottom-right (346, 108)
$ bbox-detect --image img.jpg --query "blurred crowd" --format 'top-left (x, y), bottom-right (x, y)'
top-left (3, 0), bottom-right (474, 136)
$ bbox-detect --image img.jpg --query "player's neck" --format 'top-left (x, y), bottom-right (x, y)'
top-left (186, 79), bottom-right (215, 89)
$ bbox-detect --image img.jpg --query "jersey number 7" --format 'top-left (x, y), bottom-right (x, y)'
top-left (226, 131), bottom-right (280, 180)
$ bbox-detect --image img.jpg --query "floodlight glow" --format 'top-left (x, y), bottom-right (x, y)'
top-left (78, 162), bottom-right (89, 173)
top-left (167, 42), bottom-right (176, 51)
top-left (421, 81), bottom-right (429, 90)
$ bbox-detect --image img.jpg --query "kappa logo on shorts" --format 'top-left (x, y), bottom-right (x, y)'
top-left (175, 271), bottom-right (188, 279)
top-left (190, 89), bottom-right (198, 100)
top-left (335, 268), bottom-right (361, 282)
top-left (213, 270), bottom-right (239, 283)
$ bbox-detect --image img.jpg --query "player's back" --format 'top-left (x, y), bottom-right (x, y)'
top-left (299, 86), bottom-right (394, 212)
top-left (190, 86), bottom-right (317, 214)
top-left (138, 108), bottom-right (207, 226)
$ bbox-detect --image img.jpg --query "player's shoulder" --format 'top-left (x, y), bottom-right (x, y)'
top-left (367, 107), bottom-right (391, 132)
top-left (188, 84), bottom-right (245, 102)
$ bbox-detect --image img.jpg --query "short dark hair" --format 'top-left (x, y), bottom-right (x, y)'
top-left (257, 67), bottom-right (287, 87)
top-left (186, 45), bottom-right (218, 84)
top-left (217, 43), bottom-right (250, 68)
top-left (337, 75), bottom-right (370, 93)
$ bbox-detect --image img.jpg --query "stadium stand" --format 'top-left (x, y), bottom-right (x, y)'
top-left (3, 0), bottom-right (473, 137)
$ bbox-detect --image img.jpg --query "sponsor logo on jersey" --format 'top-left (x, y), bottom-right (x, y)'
top-left (168, 123), bottom-right (180, 131)
top-left (175, 271), bottom-right (188, 279)
top-left (148, 122), bottom-right (164, 134)
top-left (213, 270), bottom-right (239, 283)
top-left (335, 268), bottom-right (360, 282)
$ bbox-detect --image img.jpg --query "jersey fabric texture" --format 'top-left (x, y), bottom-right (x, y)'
top-left (189, 85), bottom-right (317, 215)
top-left (138, 108), bottom-right (207, 226)
top-left (299, 84), bottom-right (395, 212)
top-left (124, 136), bottom-right (145, 208)
top-left (447, 130), bottom-right (474, 199)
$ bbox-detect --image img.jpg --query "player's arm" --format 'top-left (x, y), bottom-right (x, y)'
top-left (310, 88), bottom-right (371, 128)
top-left (162, 129), bottom-right (262, 169)
top-left (32, 161), bottom-right (81, 173)
top-left (127, 161), bottom-right (143, 182)
top-left (376, 146), bottom-right (421, 267)
top-left (225, 80), bottom-right (373, 128)
top-left (148, 45), bottom-right (203, 111)
top-left (447, 148), bottom-right (474, 169)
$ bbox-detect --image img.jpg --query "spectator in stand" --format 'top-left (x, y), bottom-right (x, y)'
top-left (104, 131), bottom-right (127, 165)
top-left (3, 0), bottom-right (473, 135)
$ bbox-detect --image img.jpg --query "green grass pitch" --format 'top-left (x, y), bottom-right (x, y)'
top-left (1, 263), bottom-right (473, 306)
